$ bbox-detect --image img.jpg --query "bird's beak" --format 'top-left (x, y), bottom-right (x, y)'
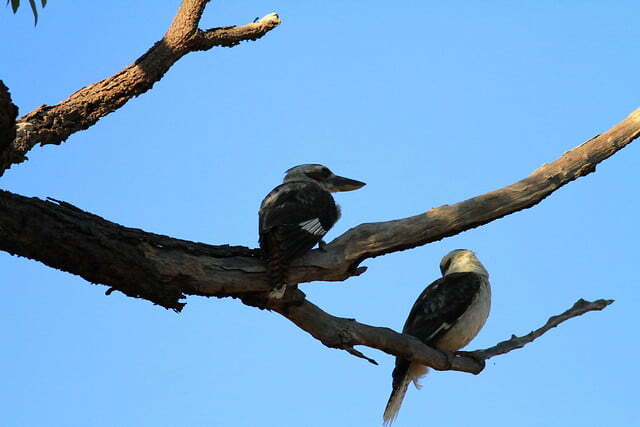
top-left (326, 175), bottom-right (366, 192)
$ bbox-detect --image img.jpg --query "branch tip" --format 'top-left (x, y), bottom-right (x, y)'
top-left (472, 297), bottom-right (613, 362)
top-left (258, 12), bottom-right (281, 25)
top-left (345, 346), bottom-right (378, 365)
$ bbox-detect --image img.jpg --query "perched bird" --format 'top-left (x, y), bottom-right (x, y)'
top-left (259, 164), bottom-right (365, 298)
top-left (383, 249), bottom-right (491, 425)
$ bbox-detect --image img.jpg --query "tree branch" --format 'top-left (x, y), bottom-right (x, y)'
top-left (164, 0), bottom-right (209, 45)
top-left (262, 293), bottom-right (612, 374)
top-left (0, 109), bottom-right (637, 311)
top-left (205, 108), bottom-right (640, 292)
top-left (0, 80), bottom-right (18, 150)
top-left (265, 293), bottom-right (484, 373)
top-left (193, 14), bottom-right (282, 50)
top-left (0, 1), bottom-right (281, 176)
top-left (0, 184), bottom-right (614, 368)
top-left (315, 109), bottom-right (640, 276)
top-left (0, 191), bottom-right (260, 311)
top-left (471, 298), bottom-right (614, 361)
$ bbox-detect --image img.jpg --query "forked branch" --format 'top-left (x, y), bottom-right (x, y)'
top-left (0, 110), bottom-right (637, 310)
top-left (0, 0), bottom-right (281, 176)
top-left (269, 294), bottom-right (612, 373)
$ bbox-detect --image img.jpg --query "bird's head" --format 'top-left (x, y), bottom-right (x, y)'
top-left (283, 164), bottom-right (366, 193)
top-left (439, 249), bottom-right (489, 279)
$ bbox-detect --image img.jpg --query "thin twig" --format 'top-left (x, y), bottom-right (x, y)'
top-left (471, 298), bottom-right (614, 360)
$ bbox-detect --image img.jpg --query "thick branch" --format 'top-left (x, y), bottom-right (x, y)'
top-left (0, 185), bottom-right (613, 366)
top-left (0, 109), bottom-right (637, 310)
top-left (266, 293), bottom-right (484, 373)
top-left (312, 109), bottom-right (640, 278)
top-left (224, 107), bottom-right (640, 292)
top-left (0, 2), bottom-right (281, 176)
top-left (0, 191), bottom-right (260, 311)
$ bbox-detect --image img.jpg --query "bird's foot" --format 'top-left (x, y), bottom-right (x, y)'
top-left (318, 239), bottom-right (328, 252)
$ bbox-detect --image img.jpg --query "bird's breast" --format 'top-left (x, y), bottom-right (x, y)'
top-left (436, 280), bottom-right (491, 352)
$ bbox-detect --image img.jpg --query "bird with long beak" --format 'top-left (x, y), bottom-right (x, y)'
top-left (383, 249), bottom-right (491, 425)
top-left (259, 164), bottom-right (366, 298)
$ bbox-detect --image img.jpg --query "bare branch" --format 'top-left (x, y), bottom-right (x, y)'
top-left (271, 296), bottom-right (612, 375)
top-left (164, 0), bottom-right (209, 45)
top-left (0, 191), bottom-right (259, 311)
top-left (471, 298), bottom-right (614, 361)
top-left (266, 293), bottom-right (484, 374)
top-left (0, 110), bottom-right (637, 310)
top-left (193, 14), bottom-right (282, 49)
top-left (0, 1), bottom-right (281, 176)
top-left (1, 191), bottom-right (610, 370)
top-left (279, 108), bottom-right (640, 286)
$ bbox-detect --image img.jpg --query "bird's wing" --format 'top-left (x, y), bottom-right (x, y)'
top-left (259, 181), bottom-right (337, 261)
top-left (385, 272), bottom-right (484, 424)
top-left (402, 272), bottom-right (483, 345)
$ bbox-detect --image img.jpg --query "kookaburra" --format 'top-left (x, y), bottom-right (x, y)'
top-left (259, 164), bottom-right (365, 298)
top-left (383, 249), bottom-right (491, 425)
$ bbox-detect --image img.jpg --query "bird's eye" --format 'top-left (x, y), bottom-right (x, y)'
top-left (307, 167), bottom-right (331, 180)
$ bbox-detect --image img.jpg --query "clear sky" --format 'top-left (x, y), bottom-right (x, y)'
top-left (2, 1), bottom-right (639, 426)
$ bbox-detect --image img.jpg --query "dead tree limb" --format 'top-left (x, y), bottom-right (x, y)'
top-left (0, 109), bottom-right (637, 310)
top-left (0, 182), bottom-right (615, 369)
top-left (270, 295), bottom-right (613, 372)
top-left (0, 0), bottom-right (281, 176)
top-left (471, 298), bottom-right (614, 361)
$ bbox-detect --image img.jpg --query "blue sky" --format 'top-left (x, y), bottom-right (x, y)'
top-left (2, 1), bottom-right (639, 426)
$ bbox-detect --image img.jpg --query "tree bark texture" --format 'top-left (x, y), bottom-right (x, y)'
top-left (0, 80), bottom-right (18, 150)
top-left (2, 108), bottom-right (637, 310)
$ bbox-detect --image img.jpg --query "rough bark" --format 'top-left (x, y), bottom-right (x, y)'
top-left (0, 0), bottom-right (280, 176)
top-left (0, 192), bottom-right (258, 311)
top-left (1, 109), bottom-right (637, 311)
top-left (0, 80), bottom-right (19, 150)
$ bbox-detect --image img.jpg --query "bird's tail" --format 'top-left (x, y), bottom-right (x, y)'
top-left (266, 250), bottom-right (288, 298)
top-left (383, 362), bottom-right (429, 425)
